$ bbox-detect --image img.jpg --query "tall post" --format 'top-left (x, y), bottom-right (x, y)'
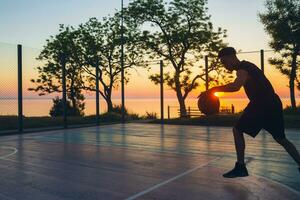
top-left (168, 106), bottom-right (170, 120)
top-left (17, 44), bottom-right (23, 132)
top-left (61, 54), bottom-right (67, 128)
top-left (121, 0), bottom-right (125, 123)
top-left (95, 62), bottom-right (100, 126)
top-left (160, 60), bottom-right (164, 123)
top-left (205, 56), bottom-right (209, 91)
top-left (260, 49), bottom-right (264, 73)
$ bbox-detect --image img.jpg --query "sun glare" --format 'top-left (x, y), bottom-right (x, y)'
top-left (214, 92), bottom-right (224, 97)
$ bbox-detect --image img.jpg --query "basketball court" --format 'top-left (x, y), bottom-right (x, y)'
top-left (0, 123), bottom-right (299, 199)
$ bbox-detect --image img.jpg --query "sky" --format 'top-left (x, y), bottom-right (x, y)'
top-left (0, 0), bottom-right (269, 50)
top-left (0, 0), bottom-right (294, 99)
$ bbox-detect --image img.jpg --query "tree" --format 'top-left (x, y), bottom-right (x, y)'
top-left (126, 0), bottom-right (227, 117)
top-left (78, 15), bottom-right (145, 112)
top-left (29, 25), bottom-right (85, 116)
top-left (259, 0), bottom-right (300, 109)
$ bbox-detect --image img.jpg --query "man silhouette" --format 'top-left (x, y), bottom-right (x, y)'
top-left (203, 47), bottom-right (300, 178)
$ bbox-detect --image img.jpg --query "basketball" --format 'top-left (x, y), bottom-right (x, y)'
top-left (198, 92), bottom-right (220, 115)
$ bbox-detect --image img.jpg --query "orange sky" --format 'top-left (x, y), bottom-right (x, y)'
top-left (0, 44), bottom-right (295, 100)
top-left (0, 0), bottom-right (297, 100)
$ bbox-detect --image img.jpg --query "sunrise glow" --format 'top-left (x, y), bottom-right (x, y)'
top-left (214, 92), bottom-right (224, 97)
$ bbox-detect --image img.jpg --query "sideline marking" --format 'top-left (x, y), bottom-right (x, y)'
top-left (125, 157), bottom-right (221, 200)
top-left (0, 146), bottom-right (18, 159)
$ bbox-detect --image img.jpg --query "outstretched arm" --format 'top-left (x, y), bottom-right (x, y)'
top-left (209, 69), bottom-right (248, 93)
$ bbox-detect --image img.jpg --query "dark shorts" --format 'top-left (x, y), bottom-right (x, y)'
top-left (235, 95), bottom-right (286, 140)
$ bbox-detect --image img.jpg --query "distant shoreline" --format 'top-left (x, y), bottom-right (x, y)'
top-left (0, 97), bottom-right (297, 100)
top-left (1, 97), bottom-right (299, 117)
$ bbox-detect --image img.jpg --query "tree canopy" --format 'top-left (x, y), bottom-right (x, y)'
top-left (259, 0), bottom-right (300, 109)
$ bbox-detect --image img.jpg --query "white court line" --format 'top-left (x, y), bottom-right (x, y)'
top-left (0, 146), bottom-right (18, 160)
top-left (125, 157), bottom-right (221, 200)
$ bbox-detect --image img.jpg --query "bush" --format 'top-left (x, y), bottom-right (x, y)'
top-left (99, 112), bottom-right (122, 121)
top-left (49, 97), bottom-right (84, 117)
top-left (144, 112), bottom-right (157, 119)
top-left (128, 113), bottom-right (140, 120)
top-left (110, 104), bottom-right (128, 115)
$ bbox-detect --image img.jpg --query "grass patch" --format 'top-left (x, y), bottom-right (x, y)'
top-left (0, 112), bottom-right (142, 133)
top-left (152, 114), bottom-right (240, 127)
top-left (151, 114), bottom-right (300, 129)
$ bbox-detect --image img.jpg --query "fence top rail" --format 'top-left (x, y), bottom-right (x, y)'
top-left (236, 49), bottom-right (274, 54)
top-left (168, 104), bottom-right (232, 109)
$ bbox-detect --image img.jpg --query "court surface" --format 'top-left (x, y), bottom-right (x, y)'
top-left (0, 123), bottom-right (300, 200)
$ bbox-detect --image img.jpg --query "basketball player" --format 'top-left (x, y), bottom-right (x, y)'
top-left (201, 47), bottom-right (300, 178)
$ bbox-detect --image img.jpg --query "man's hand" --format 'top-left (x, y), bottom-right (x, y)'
top-left (197, 89), bottom-right (215, 98)
top-left (198, 70), bottom-right (248, 97)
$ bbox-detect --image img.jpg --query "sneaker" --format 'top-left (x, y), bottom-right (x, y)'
top-left (223, 162), bottom-right (249, 178)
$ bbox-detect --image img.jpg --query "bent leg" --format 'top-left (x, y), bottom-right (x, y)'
top-left (233, 127), bottom-right (245, 164)
top-left (275, 137), bottom-right (300, 167)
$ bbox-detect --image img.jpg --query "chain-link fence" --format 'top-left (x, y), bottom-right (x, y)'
top-left (0, 42), bottom-right (18, 133)
top-left (22, 45), bottom-right (64, 130)
top-left (0, 43), bottom-right (298, 133)
top-left (123, 60), bottom-right (163, 120)
top-left (0, 44), bottom-right (110, 134)
top-left (0, 43), bottom-right (167, 134)
top-left (165, 49), bottom-right (299, 118)
top-left (236, 50), bottom-right (295, 110)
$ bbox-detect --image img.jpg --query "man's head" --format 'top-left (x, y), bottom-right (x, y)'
top-left (218, 47), bottom-right (239, 71)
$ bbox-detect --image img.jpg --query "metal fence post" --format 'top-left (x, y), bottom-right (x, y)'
top-left (160, 60), bottom-right (164, 123)
top-left (61, 54), bottom-right (67, 129)
top-left (205, 56), bottom-right (209, 91)
top-left (96, 62), bottom-right (100, 126)
top-left (260, 49), bottom-right (264, 73)
top-left (17, 44), bottom-right (23, 132)
top-left (121, 0), bottom-right (125, 123)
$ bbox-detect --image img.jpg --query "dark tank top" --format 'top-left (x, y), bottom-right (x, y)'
top-left (237, 60), bottom-right (276, 103)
